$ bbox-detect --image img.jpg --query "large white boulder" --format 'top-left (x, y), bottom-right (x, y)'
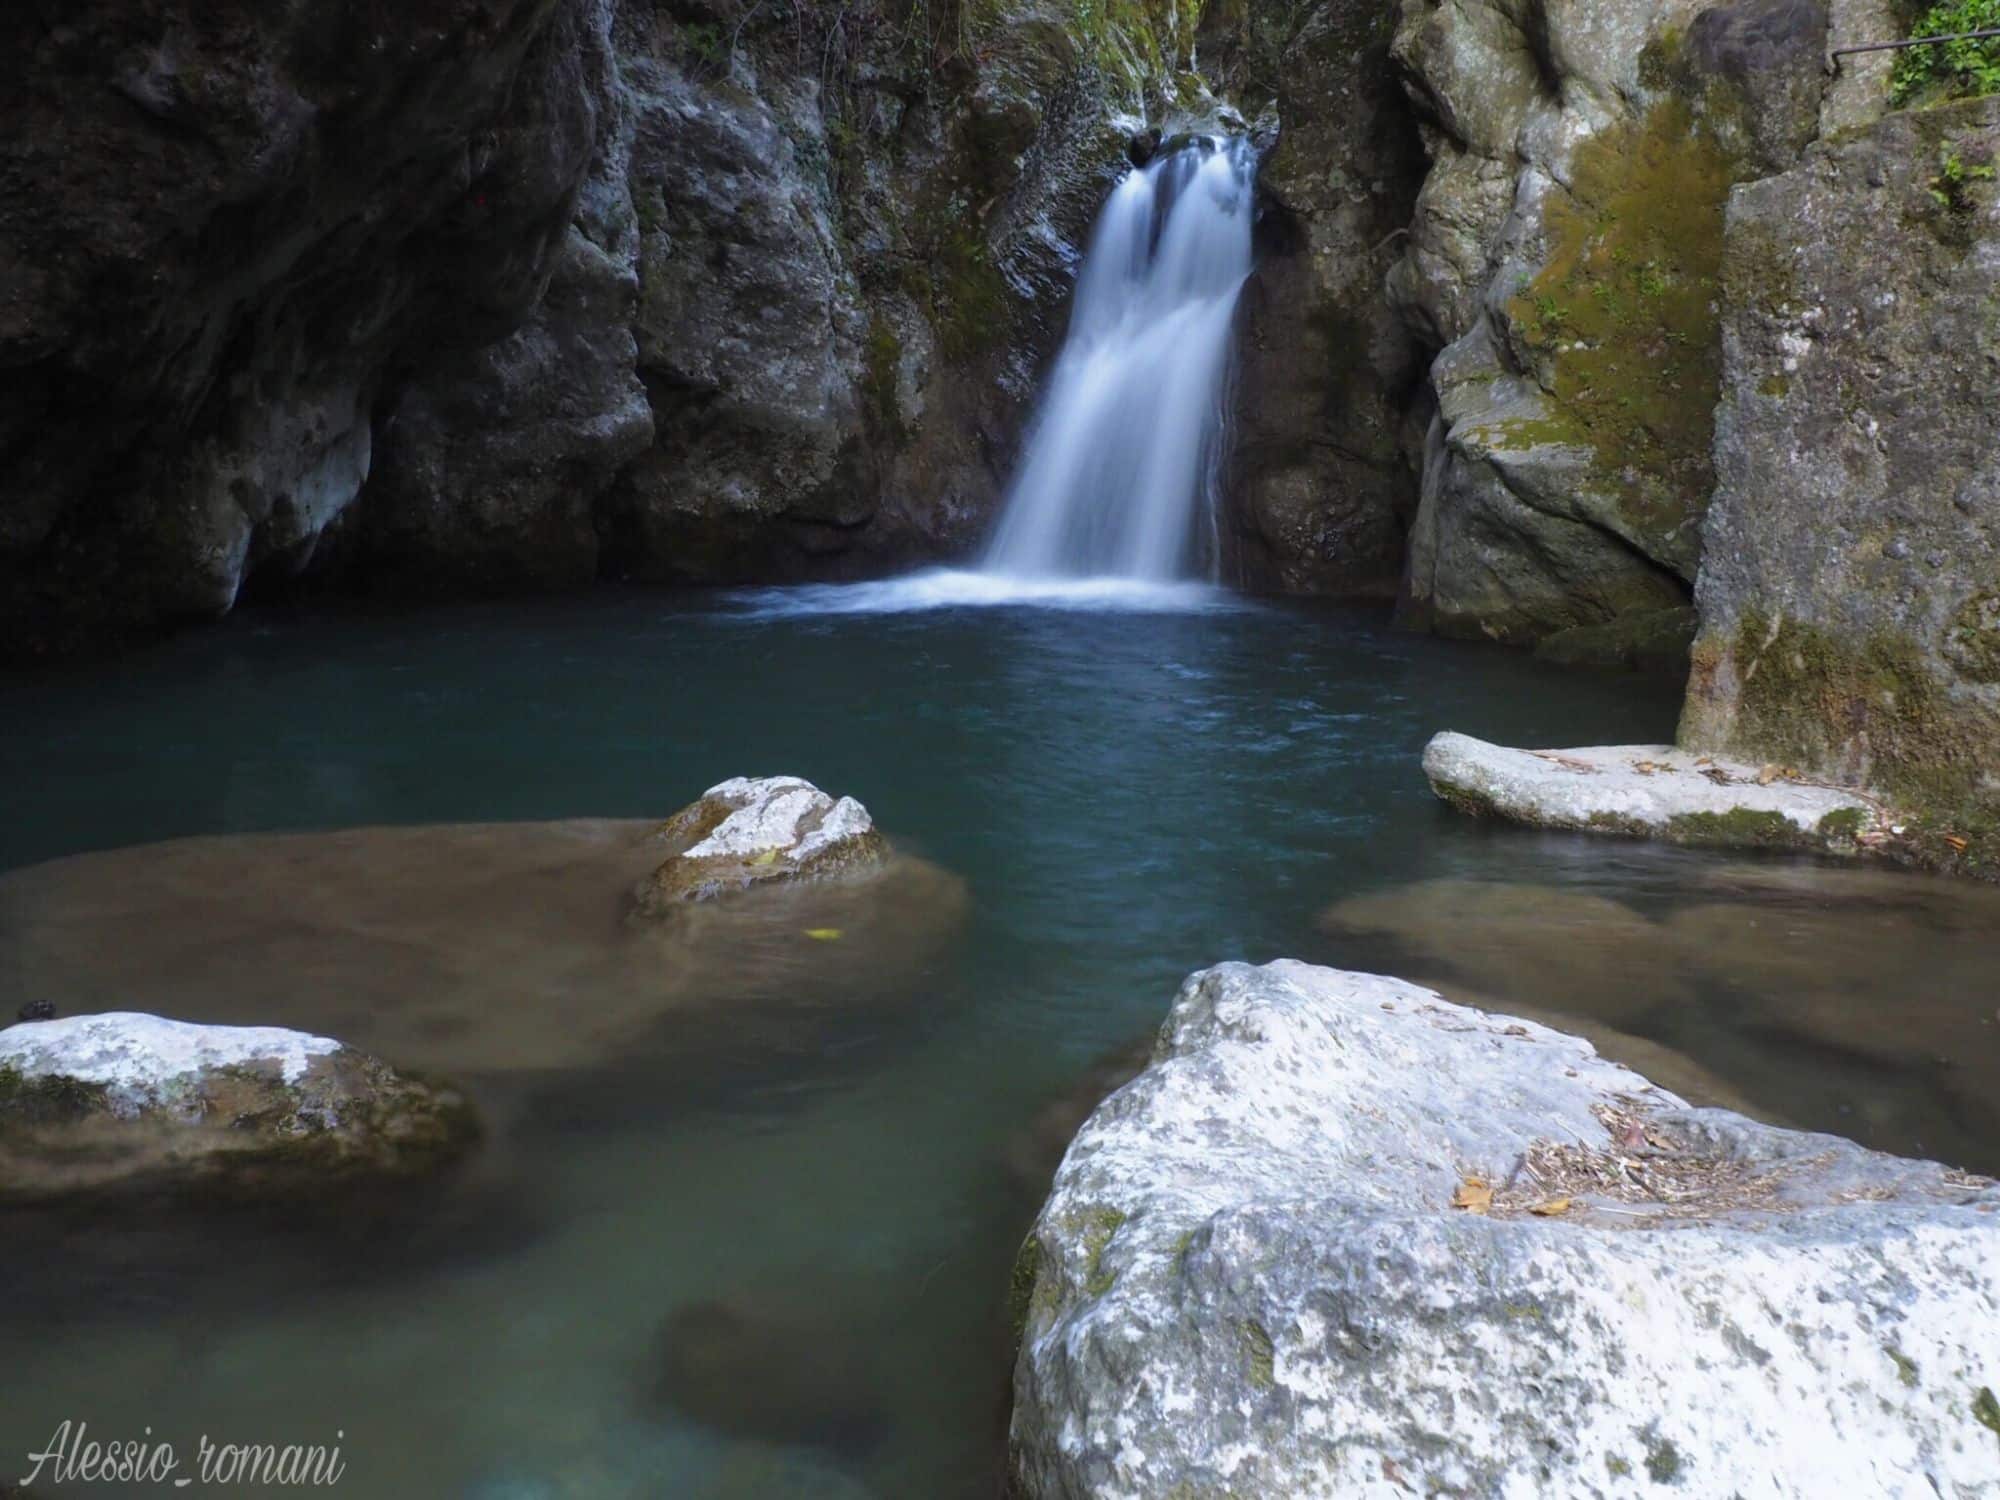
top-left (1010, 960), bottom-right (2000, 1498)
top-left (0, 1012), bottom-right (476, 1201)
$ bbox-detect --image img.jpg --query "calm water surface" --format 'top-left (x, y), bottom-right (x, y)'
top-left (2, 586), bottom-right (1995, 1498)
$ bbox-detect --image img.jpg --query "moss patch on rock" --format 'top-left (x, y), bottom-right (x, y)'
top-left (1697, 610), bottom-right (2000, 876)
top-left (1500, 99), bottom-right (1735, 555)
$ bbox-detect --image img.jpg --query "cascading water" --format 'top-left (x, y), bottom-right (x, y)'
top-left (722, 135), bottom-right (1259, 617)
top-left (982, 136), bottom-right (1256, 583)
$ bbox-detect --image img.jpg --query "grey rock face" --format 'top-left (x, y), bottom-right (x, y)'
top-left (1383, 0), bottom-right (1846, 647)
top-left (1683, 96), bottom-right (2000, 875)
top-left (1010, 960), bottom-right (2000, 1498)
top-left (1203, 0), bottom-right (1429, 596)
top-left (0, 0), bottom-right (610, 651)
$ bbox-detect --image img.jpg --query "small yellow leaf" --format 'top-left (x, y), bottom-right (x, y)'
top-left (804, 927), bottom-right (844, 942)
top-left (750, 849), bottom-right (782, 867)
top-left (1452, 1176), bottom-right (1493, 1214)
top-left (1529, 1197), bottom-right (1573, 1217)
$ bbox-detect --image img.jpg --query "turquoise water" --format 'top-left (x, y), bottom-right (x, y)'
top-left (2, 587), bottom-right (1995, 1497)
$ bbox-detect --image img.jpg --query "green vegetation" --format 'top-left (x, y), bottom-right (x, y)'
top-left (1887, 1346), bottom-right (1921, 1387)
top-left (1076, 1206), bottom-right (1128, 1295)
top-left (1241, 1319), bottom-right (1276, 1390)
top-left (1692, 610), bottom-right (2000, 875)
top-left (1975, 1385), bottom-right (2000, 1445)
top-left (1500, 100), bottom-right (1735, 537)
top-left (1892, 0), bottom-right (2000, 108)
top-left (1929, 143), bottom-right (1998, 222)
top-left (862, 316), bottom-right (909, 447)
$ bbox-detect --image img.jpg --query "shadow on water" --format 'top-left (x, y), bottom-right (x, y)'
top-left (2, 590), bottom-right (1995, 1496)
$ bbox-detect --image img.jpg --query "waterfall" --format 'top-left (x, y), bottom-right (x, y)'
top-left (982, 136), bottom-right (1256, 582)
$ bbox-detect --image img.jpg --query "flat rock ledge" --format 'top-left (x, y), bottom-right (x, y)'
top-left (1423, 731), bottom-right (1884, 855)
top-left (1009, 961), bottom-right (2000, 1499)
top-left (0, 1012), bottom-right (476, 1202)
top-left (633, 776), bottom-right (891, 915)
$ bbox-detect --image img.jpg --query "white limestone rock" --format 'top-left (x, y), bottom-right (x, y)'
top-left (1010, 960), bottom-right (2000, 1499)
top-left (1422, 730), bottom-right (1882, 853)
top-left (0, 1012), bottom-right (475, 1201)
top-left (633, 776), bottom-right (890, 914)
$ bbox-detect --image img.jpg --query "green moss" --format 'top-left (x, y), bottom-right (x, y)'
top-left (1758, 373), bottom-right (1791, 398)
top-left (1007, 1235), bottom-right (1044, 1352)
top-left (1701, 610), bottom-right (2000, 876)
top-left (1886, 1346), bottom-right (1921, 1387)
top-left (862, 316), bottom-right (909, 447)
top-left (0, 1064), bottom-right (111, 1127)
top-left (1074, 1205), bottom-right (1128, 1296)
top-left (1945, 586), bottom-right (2000, 681)
top-left (1818, 806), bottom-right (1868, 842)
top-left (1241, 1319), bottom-right (1276, 1390)
top-left (1975, 1385), bottom-right (2000, 1445)
top-left (1502, 99), bottom-right (1736, 542)
top-left (1665, 807), bottom-right (1809, 849)
top-left (935, 221), bottom-right (1010, 362)
top-left (1643, 1435), bottom-right (1683, 1482)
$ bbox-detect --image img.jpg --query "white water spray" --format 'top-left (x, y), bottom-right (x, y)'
top-left (982, 136), bottom-right (1256, 582)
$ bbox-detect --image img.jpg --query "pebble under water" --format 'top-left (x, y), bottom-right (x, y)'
top-left (3, 586), bottom-right (1997, 1498)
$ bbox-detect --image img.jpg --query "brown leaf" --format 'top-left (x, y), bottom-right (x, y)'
top-left (1528, 1197), bottom-right (1572, 1217)
top-left (1756, 764), bottom-right (1779, 786)
top-left (1945, 834), bottom-right (1970, 853)
top-left (1451, 1176), bottom-right (1493, 1214)
top-left (1701, 766), bottom-right (1733, 785)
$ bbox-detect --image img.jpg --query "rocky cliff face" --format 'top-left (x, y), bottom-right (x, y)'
top-left (1382, 0), bottom-right (1867, 658)
top-left (1, 0), bottom-right (1251, 651)
top-left (1683, 94), bottom-right (2000, 874)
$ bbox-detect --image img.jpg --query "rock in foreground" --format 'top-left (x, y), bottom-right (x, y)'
top-left (634, 777), bottom-right (890, 914)
top-left (0, 1013), bottom-right (475, 1202)
top-left (1423, 730), bottom-right (1881, 853)
top-left (1011, 961), bottom-right (2000, 1498)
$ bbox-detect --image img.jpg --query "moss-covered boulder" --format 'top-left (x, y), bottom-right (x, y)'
top-left (1683, 95), bottom-right (2000, 878)
top-left (1388, 0), bottom-right (1837, 647)
top-left (632, 776), bottom-right (891, 914)
top-left (0, 1013), bottom-right (476, 1203)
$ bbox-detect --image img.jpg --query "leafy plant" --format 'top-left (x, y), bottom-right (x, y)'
top-left (1929, 143), bottom-right (1997, 213)
top-left (1891, 0), bottom-right (2000, 107)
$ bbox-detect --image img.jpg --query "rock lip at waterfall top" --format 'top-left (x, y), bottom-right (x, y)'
top-left (0, 1013), bottom-right (477, 1202)
top-left (1422, 731), bottom-right (1883, 854)
top-left (633, 777), bottom-right (891, 914)
top-left (1009, 960), bottom-right (2000, 1499)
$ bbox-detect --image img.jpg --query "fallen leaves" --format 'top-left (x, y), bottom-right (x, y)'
top-left (1945, 834), bottom-right (1970, 853)
top-left (1451, 1176), bottom-right (1493, 1214)
top-left (1528, 1197), bottom-right (1573, 1217)
top-left (803, 927), bottom-right (844, 941)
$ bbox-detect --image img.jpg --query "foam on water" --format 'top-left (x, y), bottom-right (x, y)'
top-left (718, 569), bottom-right (1247, 618)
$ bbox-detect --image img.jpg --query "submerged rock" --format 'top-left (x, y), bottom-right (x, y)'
top-left (1422, 730), bottom-right (1881, 854)
top-left (0, 1013), bottom-right (476, 1202)
top-left (652, 1295), bottom-right (893, 1457)
top-left (2, 815), bottom-right (963, 1079)
top-left (1010, 960), bottom-right (2000, 1498)
top-left (633, 777), bottom-right (890, 915)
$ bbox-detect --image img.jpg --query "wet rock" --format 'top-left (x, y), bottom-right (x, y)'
top-left (1207, 0), bottom-right (1429, 596)
top-left (652, 1296), bottom-right (893, 1457)
top-left (1422, 730), bottom-right (1881, 854)
top-left (1010, 960), bottom-right (2000, 1498)
top-left (1000, 1035), bottom-right (1155, 1203)
top-left (1320, 877), bottom-right (1691, 1029)
top-left (1, 817), bottom-right (963, 1079)
top-left (0, 1013), bottom-right (476, 1203)
top-left (633, 777), bottom-right (890, 914)
top-left (16, 1001), bottom-right (55, 1024)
